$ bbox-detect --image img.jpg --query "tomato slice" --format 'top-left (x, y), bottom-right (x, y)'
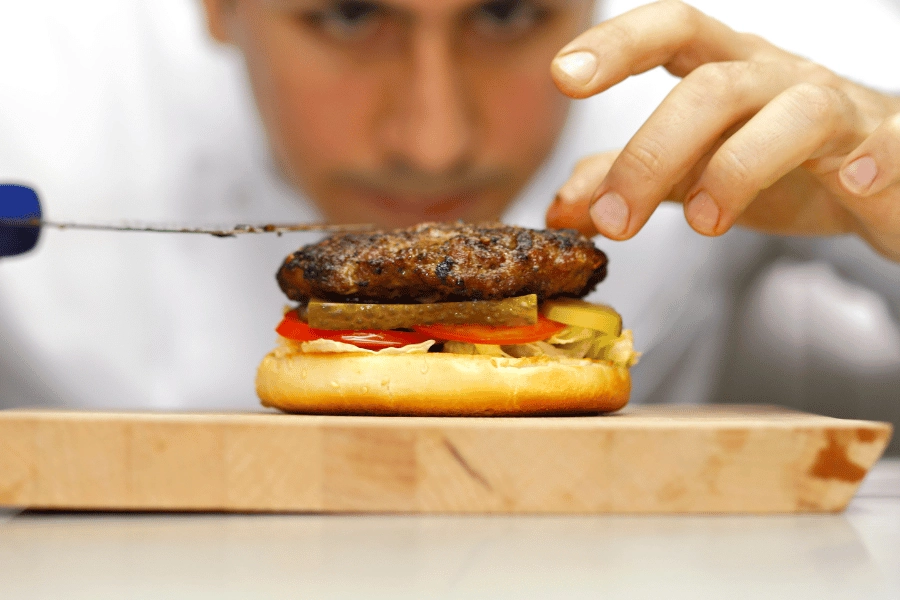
top-left (413, 315), bottom-right (566, 345)
top-left (276, 311), bottom-right (319, 341)
top-left (276, 311), bottom-right (432, 350)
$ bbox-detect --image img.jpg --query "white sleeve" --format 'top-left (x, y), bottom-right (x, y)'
top-left (717, 236), bottom-right (900, 454)
top-left (780, 236), bottom-right (900, 311)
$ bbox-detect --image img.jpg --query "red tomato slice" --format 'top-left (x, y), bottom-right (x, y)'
top-left (276, 311), bottom-right (319, 341)
top-left (276, 311), bottom-right (432, 350)
top-left (413, 315), bottom-right (566, 345)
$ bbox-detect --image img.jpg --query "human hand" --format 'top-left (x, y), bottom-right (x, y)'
top-left (545, 0), bottom-right (900, 262)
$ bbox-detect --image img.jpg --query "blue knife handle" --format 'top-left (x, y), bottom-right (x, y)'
top-left (0, 184), bottom-right (42, 257)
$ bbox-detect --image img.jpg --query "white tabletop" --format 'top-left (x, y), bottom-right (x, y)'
top-left (1, 459), bottom-right (898, 600)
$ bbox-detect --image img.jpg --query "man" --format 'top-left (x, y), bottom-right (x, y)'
top-left (199, 0), bottom-right (900, 259)
top-left (1, 1), bottom-right (899, 448)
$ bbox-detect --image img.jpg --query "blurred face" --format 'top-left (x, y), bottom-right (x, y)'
top-left (204, 0), bottom-right (593, 226)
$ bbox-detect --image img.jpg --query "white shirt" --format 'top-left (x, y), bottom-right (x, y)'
top-left (1, 0), bottom-right (899, 436)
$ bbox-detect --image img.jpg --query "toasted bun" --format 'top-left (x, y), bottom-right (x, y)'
top-left (256, 348), bottom-right (630, 416)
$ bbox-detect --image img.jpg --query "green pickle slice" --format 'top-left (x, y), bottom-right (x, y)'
top-left (541, 299), bottom-right (624, 361)
top-left (540, 298), bottom-right (622, 336)
top-left (307, 294), bottom-right (538, 330)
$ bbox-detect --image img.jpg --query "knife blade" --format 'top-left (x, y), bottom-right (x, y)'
top-left (0, 218), bottom-right (376, 236)
top-left (0, 183), bottom-right (374, 257)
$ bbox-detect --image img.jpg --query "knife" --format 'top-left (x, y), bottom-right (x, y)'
top-left (0, 184), bottom-right (374, 257)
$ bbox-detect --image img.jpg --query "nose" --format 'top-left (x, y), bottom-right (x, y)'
top-left (380, 30), bottom-right (475, 175)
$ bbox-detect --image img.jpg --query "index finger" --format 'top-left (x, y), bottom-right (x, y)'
top-left (551, 0), bottom-right (766, 99)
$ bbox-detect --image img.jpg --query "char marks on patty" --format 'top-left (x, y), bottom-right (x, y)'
top-left (277, 222), bottom-right (608, 303)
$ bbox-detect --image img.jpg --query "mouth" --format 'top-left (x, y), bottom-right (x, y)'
top-left (349, 187), bottom-right (483, 224)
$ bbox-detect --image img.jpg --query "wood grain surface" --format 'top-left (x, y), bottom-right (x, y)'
top-left (0, 405), bottom-right (891, 513)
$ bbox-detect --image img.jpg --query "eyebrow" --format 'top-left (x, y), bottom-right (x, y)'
top-left (262, 0), bottom-right (417, 23)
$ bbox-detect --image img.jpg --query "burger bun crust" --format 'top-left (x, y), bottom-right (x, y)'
top-left (256, 349), bottom-right (630, 416)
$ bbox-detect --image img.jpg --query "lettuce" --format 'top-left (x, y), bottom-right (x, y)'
top-left (442, 326), bottom-right (640, 368)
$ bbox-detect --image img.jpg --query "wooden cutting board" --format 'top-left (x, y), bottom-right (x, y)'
top-left (0, 405), bottom-right (891, 514)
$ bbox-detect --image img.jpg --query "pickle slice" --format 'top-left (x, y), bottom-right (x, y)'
top-left (308, 294), bottom-right (538, 330)
top-left (540, 299), bottom-right (622, 336)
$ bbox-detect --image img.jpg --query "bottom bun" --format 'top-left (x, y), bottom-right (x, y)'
top-left (256, 349), bottom-right (630, 416)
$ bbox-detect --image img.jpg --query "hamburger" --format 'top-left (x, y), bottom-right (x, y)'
top-left (256, 222), bottom-right (639, 416)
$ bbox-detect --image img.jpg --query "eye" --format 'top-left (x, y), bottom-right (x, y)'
top-left (305, 1), bottom-right (383, 41)
top-left (480, 0), bottom-right (523, 22)
top-left (471, 0), bottom-right (547, 39)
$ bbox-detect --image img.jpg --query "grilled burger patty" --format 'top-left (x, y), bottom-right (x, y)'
top-left (277, 222), bottom-right (608, 304)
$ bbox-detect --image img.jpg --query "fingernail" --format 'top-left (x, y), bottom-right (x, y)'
top-left (590, 192), bottom-right (629, 236)
top-left (685, 191), bottom-right (720, 235)
top-left (555, 51), bottom-right (597, 85)
top-left (842, 156), bottom-right (877, 192)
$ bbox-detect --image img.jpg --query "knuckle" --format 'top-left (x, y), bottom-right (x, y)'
top-left (789, 81), bottom-right (832, 107)
top-left (601, 20), bottom-right (637, 53)
top-left (682, 62), bottom-right (748, 106)
top-left (801, 62), bottom-right (839, 87)
top-left (885, 112), bottom-right (900, 133)
top-left (739, 33), bottom-right (772, 57)
top-left (618, 139), bottom-right (669, 182)
top-left (687, 62), bottom-right (735, 89)
top-left (873, 112), bottom-right (900, 156)
top-left (711, 146), bottom-right (757, 190)
top-left (661, 0), bottom-right (698, 27)
top-left (783, 82), bottom-right (840, 124)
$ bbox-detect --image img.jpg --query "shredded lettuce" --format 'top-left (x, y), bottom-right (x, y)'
top-left (442, 326), bottom-right (640, 368)
top-left (273, 324), bottom-right (641, 368)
